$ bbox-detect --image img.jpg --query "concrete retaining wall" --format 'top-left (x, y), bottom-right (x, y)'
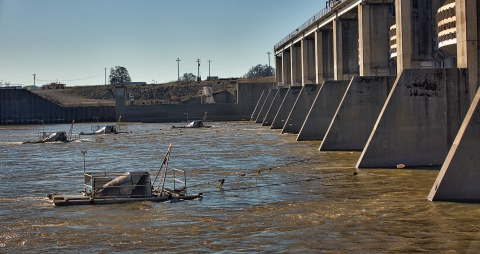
top-left (319, 76), bottom-right (395, 150)
top-left (117, 82), bottom-right (274, 122)
top-left (282, 84), bottom-right (320, 134)
top-left (122, 103), bottom-right (251, 123)
top-left (357, 69), bottom-right (471, 168)
top-left (0, 89), bottom-right (115, 125)
top-left (296, 80), bottom-right (349, 141)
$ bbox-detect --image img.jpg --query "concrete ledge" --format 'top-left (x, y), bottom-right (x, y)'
top-left (428, 86), bottom-right (480, 202)
top-left (297, 80), bottom-right (350, 141)
top-left (271, 86), bottom-right (303, 129)
top-left (250, 90), bottom-right (267, 121)
top-left (255, 89), bottom-right (277, 123)
top-left (262, 88), bottom-right (289, 126)
top-left (282, 84), bottom-right (320, 134)
top-left (319, 76), bottom-right (395, 150)
top-left (357, 69), bottom-right (470, 168)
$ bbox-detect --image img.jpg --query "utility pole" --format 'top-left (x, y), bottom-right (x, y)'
top-left (176, 58), bottom-right (181, 82)
top-left (208, 60), bottom-right (211, 79)
top-left (196, 59), bottom-right (201, 82)
top-left (104, 68), bottom-right (107, 85)
top-left (267, 52), bottom-right (271, 68)
top-left (33, 74), bottom-right (36, 86)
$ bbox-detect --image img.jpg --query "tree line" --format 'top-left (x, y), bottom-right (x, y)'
top-left (108, 64), bottom-right (275, 85)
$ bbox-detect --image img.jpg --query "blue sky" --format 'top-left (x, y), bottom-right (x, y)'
top-left (0, 0), bottom-right (327, 87)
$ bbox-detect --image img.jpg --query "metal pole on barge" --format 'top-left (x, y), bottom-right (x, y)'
top-left (82, 150), bottom-right (87, 193)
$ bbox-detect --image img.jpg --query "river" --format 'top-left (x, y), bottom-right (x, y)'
top-left (1, 121), bottom-right (479, 253)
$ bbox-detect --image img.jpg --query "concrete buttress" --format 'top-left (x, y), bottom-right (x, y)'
top-left (282, 84), bottom-right (320, 134)
top-left (319, 76), bottom-right (395, 150)
top-left (262, 88), bottom-right (288, 126)
top-left (296, 80), bottom-right (349, 141)
top-left (428, 86), bottom-right (480, 202)
top-left (271, 86), bottom-right (303, 129)
top-left (357, 69), bottom-right (470, 168)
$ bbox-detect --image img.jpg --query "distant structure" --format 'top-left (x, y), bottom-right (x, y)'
top-left (199, 86), bottom-right (215, 104)
top-left (24, 85), bottom-right (40, 91)
top-left (42, 82), bottom-right (66, 90)
top-left (125, 82), bottom-right (147, 85)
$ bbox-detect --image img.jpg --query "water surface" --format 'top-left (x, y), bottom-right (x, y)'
top-left (1, 122), bottom-right (479, 253)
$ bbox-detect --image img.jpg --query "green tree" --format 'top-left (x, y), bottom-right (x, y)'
top-left (182, 73), bottom-right (197, 82)
top-left (109, 66), bottom-right (131, 85)
top-left (243, 64), bottom-right (275, 78)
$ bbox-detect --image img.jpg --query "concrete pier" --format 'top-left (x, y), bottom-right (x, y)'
top-left (250, 90), bottom-right (266, 121)
top-left (334, 18), bottom-right (359, 80)
top-left (315, 29), bottom-right (334, 84)
top-left (281, 84), bottom-right (320, 134)
top-left (291, 44), bottom-right (302, 86)
top-left (319, 76), bottom-right (395, 150)
top-left (296, 80), bottom-right (349, 141)
top-left (357, 69), bottom-right (470, 168)
top-left (262, 88), bottom-right (288, 126)
top-left (255, 89), bottom-right (277, 123)
top-left (428, 86), bottom-right (480, 202)
top-left (271, 86), bottom-right (303, 129)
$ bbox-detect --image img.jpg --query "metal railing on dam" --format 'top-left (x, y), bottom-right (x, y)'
top-left (274, 0), bottom-right (346, 50)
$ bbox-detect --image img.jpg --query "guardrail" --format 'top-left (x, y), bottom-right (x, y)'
top-left (274, 0), bottom-right (346, 50)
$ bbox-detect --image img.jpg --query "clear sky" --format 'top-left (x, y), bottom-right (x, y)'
top-left (0, 0), bottom-right (327, 87)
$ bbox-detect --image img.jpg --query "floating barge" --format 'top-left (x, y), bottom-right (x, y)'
top-left (80, 116), bottom-right (129, 135)
top-left (48, 144), bottom-right (202, 206)
top-left (172, 112), bottom-right (210, 128)
top-left (24, 120), bottom-right (79, 143)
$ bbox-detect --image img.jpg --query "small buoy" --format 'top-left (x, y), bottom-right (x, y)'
top-left (397, 164), bottom-right (405, 169)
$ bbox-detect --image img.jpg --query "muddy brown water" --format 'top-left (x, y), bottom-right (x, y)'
top-left (1, 122), bottom-right (479, 253)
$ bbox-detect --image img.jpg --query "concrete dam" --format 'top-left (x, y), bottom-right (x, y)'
top-left (253, 0), bottom-right (480, 202)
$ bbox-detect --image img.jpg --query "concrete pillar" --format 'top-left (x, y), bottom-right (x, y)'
top-left (395, 0), bottom-right (444, 73)
top-left (291, 44), bottom-right (302, 86)
top-left (281, 84), bottom-right (320, 134)
top-left (357, 69), bottom-right (471, 168)
top-left (315, 29), bottom-right (334, 83)
top-left (275, 55), bottom-right (283, 86)
top-left (251, 90), bottom-right (267, 121)
top-left (301, 38), bottom-right (316, 85)
top-left (282, 49), bottom-right (291, 86)
top-left (297, 80), bottom-right (350, 141)
top-left (358, 3), bottom-right (395, 76)
top-left (428, 86), bottom-right (480, 202)
top-left (456, 0), bottom-right (479, 102)
top-left (319, 76), bottom-right (395, 150)
top-left (262, 88), bottom-right (288, 126)
top-left (333, 18), bottom-right (359, 80)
